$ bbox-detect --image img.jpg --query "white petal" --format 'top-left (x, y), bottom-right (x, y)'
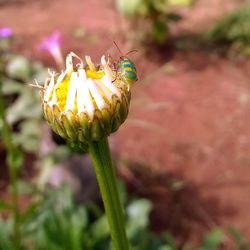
top-left (44, 74), bottom-right (55, 102)
top-left (101, 74), bottom-right (121, 98)
top-left (87, 79), bottom-right (106, 109)
top-left (65, 53), bottom-right (74, 73)
top-left (85, 56), bottom-right (96, 71)
top-left (56, 71), bottom-right (66, 86)
top-left (95, 79), bottom-right (113, 101)
top-left (49, 89), bottom-right (57, 107)
top-left (68, 52), bottom-right (83, 68)
top-left (101, 55), bottom-right (114, 80)
top-left (77, 69), bottom-right (95, 118)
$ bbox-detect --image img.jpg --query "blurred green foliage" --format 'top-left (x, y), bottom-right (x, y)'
top-left (206, 3), bottom-right (250, 55)
top-left (0, 184), bottom-right (167, 250)
top-left (198, 229), bottom-right (223, 250)
top-left (116, 0), bottom-right (193, 45)
top-left (1, 53), bottom-right (47, 153)
top-left (0, 183), bottom-right (232, 250)
top-left (227, 227), bottom-right (250, 250)
top-left (0, 36), bottom-right (49, 249)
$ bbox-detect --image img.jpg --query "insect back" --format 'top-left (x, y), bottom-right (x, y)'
top-left (112, 41), bottom-right (138, 88)
top-left (117, 56), bottom-right (138, 86)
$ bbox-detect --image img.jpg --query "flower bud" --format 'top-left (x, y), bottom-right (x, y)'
top-left (41, 52), bottom-right (131, 145)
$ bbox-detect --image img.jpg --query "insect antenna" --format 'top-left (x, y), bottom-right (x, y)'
top-left (113, 41), bottom-right (123, 55)
top-left (125, 49), bottom-right (138, 56)
top-left (113, 41), bottom-right (137, 59)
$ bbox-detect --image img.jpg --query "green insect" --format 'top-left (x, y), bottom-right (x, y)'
top-left (117, 56), bottom-right (138, 85)
top-left (113, 42), bottom-right (138, 86)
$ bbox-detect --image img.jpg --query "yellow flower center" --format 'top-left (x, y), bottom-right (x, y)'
top-left (55, 74), bottom-right (71, 111)
top-left (86, 68), bottom-right (105, 79)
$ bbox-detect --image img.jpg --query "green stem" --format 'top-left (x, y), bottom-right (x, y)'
top-left (0, 78), bottom-right (21, 247)
top-left (89, 137), bottom-right (129, 250)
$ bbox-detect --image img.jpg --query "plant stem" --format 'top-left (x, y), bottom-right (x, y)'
top-left (89, 137), bottom-right (129, 250)
top-left (0, 78), bottom-right (21, 247)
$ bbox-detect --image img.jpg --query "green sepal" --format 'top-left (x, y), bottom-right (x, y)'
top-left (43, 102), bottom-right (53, 124)
top-left (119, 94), bottom-right (129, 122)
top-left (110, 95), bottom-right (120, 113)
top-left (100, 108), bottom-right (112, 135)
top-left (78, 128), bottom-right (88, 143)
top-left (53, 117), bottom-right (66, 138)
top-left (111, 101), bottom-right (122, 132)
top-left (91, 116), bottom-right (104, 141)
top-left (61, 113), bottom-right (77, 140)
top-left (94, 109), bottom-right (105, 131)
top-left (52, 104), bottom-right (61, 118)
top-left (65, 110), bottom-right (79, 131)
top-left (42, 103), bottom-right (49, 121)
top-left (79, 112), bottom-right (90, 140)
top-left (68, 140), bottom-right (89, 153)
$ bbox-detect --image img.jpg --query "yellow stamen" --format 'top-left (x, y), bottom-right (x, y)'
top-left (86, 69), bottom-right (105, 79)
top-left (55, 74), bottom-right (70, 111)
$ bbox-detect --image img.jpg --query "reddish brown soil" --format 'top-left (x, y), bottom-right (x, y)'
top-left (1, 0), bottom-right (250, 248)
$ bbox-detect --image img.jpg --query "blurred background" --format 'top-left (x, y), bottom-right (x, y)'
top-left (1, 0), bottom-right (250, 249)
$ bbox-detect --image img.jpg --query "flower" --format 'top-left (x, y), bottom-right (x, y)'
top-left (41, 52), bottom-right (131, 145)
top-left (38, 31), bottom-right (63, 67)
top-left (0, 27), bottom-right (12, 38)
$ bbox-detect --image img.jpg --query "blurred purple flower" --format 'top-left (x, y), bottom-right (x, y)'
top-left (38, 31), bottom-right (60, 52)
top-left (0, 27), bottom-right (12, 38)
top-left (38, 31), bottom-right (63, 67)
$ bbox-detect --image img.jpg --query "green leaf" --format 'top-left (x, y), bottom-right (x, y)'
top-left (19, 200), bottom-right (42, 226)
top-left (5, 55), bottom-right (31, 81)
top-left (168, 0), bottom-right (193, 6)
top-left (90, 215), bottom-right (110, 240)
top-left (13, 119), bottom-right (41, 153)
top-left (167, 13), bottom-right (182, 22)
top-left (6, 146), bottom-right (23, 172)
top-left (32, 62), bottom-right (49, 83)
top-left (16, 180), bottom-right (35, 194)
top-left (161, 233), bottom-right (177, 249)
top-left (228, 227), bottom-right (243, 244)
top-left (126, 199), bottom-right (152, 238)
top-left (2, 78), bottom-right (24, 95)
top-left (0, 200), bottom-right (12, 210)
top-left (152, 20), bottom-right (169, 44)
top-left (159, 246), bottom-right (174, 250)
top-left (0, 218), bottom-right (16, 250)
top-left (227, 227), bottom-right (250, 250)
top-left (115, 0), bottom-right (147, 16)
top-left (199, 228), bottom-right (224, 250)
top-left (6, 88), bottom-right (41, 124)
top-left (127, 199), bottom-right (152, 226)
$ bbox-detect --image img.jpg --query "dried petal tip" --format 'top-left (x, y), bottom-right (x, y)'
top-left (41, 52), bottom-right (132, 145)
